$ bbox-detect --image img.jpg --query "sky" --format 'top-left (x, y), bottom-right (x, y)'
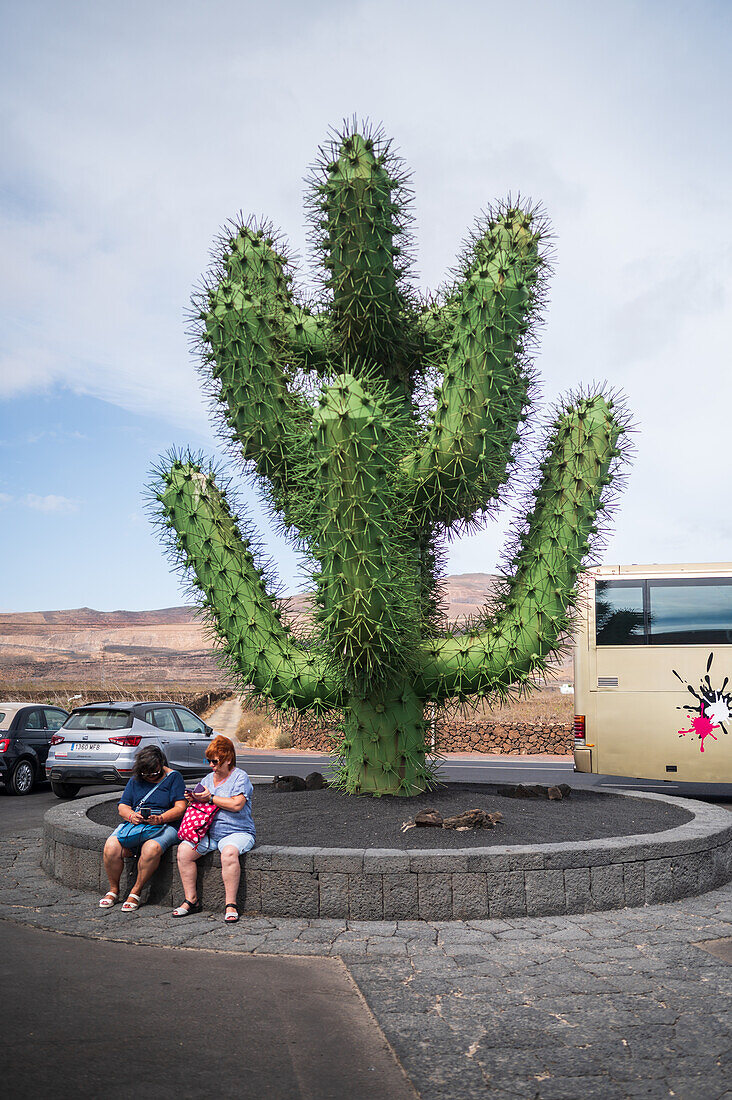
top-left (1, 0), bottom-right (730, 611)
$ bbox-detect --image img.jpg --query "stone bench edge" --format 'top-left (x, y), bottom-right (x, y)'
top-left (41, 788), bottom-right (732, 919)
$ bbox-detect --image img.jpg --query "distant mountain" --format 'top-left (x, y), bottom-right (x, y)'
top-left (3, 606), bottom-right (197, 626)
top-left (0, 574), bottom-right (568, 689)
top-left (0, 602), bottom-right (219, 688)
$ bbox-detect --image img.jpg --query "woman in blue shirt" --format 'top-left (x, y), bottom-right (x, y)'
top-left (100, 745), bottom-right (186, 912)
top-left (173, 735), bottom-right (255, 923)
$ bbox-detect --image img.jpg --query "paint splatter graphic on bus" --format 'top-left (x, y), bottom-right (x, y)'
top-left (677, 707), bottom-right (718, 752)
top-left (673, 652), bottom-right (730, 752)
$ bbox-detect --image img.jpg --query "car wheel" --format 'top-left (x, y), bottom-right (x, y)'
top-left (50, 779), bottom-right (80, 800)
top-left (9, 759), bottom-right (35, 796)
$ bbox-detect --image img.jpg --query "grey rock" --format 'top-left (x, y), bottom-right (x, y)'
top-left (363, 848), bottom-right (410, 874)
top-left (348, 875), bottom-right (384, 920)
top-left (564, 866), bottom-right (594, 913)
top-left (451, 873), bottom-right (489, 920)
top-left (408, 850), bottom-right (470, 873)
top-left (486, 873), bottom-right (527, 918)
top-left (644, 859), bottom-right (674, 904)
top-left (313, 848), bottom-right (364, 874)
top-left (590, 863), bottom-right (626, 910)
top-left (266, 845), bottom-right (316, 872)
top-left (525, 869), bottom-right (566, 916)
top-left (418, 873), bottom-right (453, 921)
top-left (622, 861), bottom-right (645, 908)
top-left (318, 872), bottom-right (349, 919)
top-left (260, 870), bottom-right (319, 918)
top-left (383, 874), bottom-right (419, 920)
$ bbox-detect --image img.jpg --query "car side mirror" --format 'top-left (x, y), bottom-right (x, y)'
top-left (205, 725), bottom-right (213, 737)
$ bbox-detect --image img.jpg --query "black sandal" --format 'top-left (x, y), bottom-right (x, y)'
top-left (172, 898), bottom-right (201, 917)
top-left (224, 903), bottom-right (239, 923)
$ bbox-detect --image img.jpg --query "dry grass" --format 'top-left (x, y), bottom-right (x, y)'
top-left (467, 688), bottom-right (574, 725)
top-left (235, 706), bottom-right (293, 749)
top-left (11, 678), bottom-right (572, 737)
top-left (233, 688), bottom-right (573, 743)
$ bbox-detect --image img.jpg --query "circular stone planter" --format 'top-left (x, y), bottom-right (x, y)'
top-left (42, 790), bottom-right (732, 920)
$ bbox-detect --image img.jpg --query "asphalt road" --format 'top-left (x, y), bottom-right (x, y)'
top-left (0, 781), bottom-right (112, 838)
top-left (235, 751), bottom-right (732, 805)
top-left (0, 919), bottom-right (415, 1100)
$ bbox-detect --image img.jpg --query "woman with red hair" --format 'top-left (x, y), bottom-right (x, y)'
top-left (173, 735), bottom-right (255, 923)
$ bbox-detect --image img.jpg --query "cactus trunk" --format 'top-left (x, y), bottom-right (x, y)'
top-left (342, 684), bottom-right (426, 796)
top-left (150, 121), bottom-right (631, 796)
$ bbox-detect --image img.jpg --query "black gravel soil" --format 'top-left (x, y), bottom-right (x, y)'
top-left (88, 782), bottom-right (693, 849)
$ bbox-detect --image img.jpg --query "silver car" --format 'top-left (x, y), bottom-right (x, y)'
top-left (45, 700), bottom-right (215, 799)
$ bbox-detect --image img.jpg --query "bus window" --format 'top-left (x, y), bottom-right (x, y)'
top-left (595, 580), bottom-right (644, 645)
top-left (648, 579), bottom-right (732, 645)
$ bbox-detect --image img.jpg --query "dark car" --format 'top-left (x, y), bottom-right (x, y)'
top-left (0, 703), bottom-right (70, 795)
top-left (45, 700), bottom-right (215, 799)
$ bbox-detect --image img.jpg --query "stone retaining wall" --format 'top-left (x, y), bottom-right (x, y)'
top-left (434, 719), bottom-right (572, 755)
top-left (43, 792), bottom-right (732, 920)
top-left (290, 714), bottom-right (572, 755)
top-left (7, 686), bottom-right (231, 716)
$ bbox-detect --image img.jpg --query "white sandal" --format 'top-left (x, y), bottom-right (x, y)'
top-left (121, 892), bottom-right (141, 912)
top-left (99, 891), bottom-right (119, 909)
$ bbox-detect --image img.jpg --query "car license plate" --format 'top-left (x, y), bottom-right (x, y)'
top-left (69, 743), bottom-right (103, 751)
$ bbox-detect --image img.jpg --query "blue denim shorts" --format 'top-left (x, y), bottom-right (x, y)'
top-left (181, 831), bottom-right (256, 856)
top-left (112, 823), bottom-right (180, 854)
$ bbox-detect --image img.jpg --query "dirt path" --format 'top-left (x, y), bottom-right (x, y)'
top-left (207, 696), bottom-right (243, 740)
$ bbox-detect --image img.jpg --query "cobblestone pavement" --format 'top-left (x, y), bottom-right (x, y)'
top-left (1, 831), bottom-right (730, 1100)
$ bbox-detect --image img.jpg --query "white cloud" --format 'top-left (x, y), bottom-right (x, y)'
top-left (24, 494), bottom-right (80, 514)
top-left (1, 0), bottom-right (731, 577)
top-left (25, 429), bottom-right (88, 444)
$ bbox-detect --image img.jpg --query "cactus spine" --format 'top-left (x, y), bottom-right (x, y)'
top-left (151, 122), bottom-right (630, 796)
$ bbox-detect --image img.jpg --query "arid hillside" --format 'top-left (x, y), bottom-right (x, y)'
top-left (0, 573), bottom-right (572, 691)
top-left (0, 605), bottom-right (226, 690)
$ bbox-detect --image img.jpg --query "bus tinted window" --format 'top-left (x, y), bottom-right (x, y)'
top-left (648, 581), bottom-right (732, 644)
top-left (596, 581), bottom-right (644, 645)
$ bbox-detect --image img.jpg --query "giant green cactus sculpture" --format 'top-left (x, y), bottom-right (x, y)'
top-left (151, 123), bottom-right (630, 796)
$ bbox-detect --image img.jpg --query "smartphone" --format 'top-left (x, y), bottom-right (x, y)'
top-left (140, 807), bottom-right (152, 820)
top-left (194, 782), bottom-right (206, 794)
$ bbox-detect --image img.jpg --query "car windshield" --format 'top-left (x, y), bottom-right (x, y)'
top-left (64, 709), bottom-right (131, 731)
top-left (0, 712), bottom-right (5, 725)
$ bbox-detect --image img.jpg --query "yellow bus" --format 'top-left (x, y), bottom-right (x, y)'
top-left (574, 563), bottom-right (732, 785)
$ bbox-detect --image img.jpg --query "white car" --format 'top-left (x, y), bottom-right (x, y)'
top-left (46, 700), bottom-right (215, 799)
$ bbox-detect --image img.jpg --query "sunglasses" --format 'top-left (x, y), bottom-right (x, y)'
top-left (208, 758), bottom-right (220, 766)
top-left (143, 770), bottom-right (163, 780)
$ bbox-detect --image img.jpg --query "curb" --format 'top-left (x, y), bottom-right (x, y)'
top-left (42, 790), bottom-right (732, 920)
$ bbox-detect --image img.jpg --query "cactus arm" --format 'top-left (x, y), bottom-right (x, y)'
top-left (288, 305), bottom-right (331, 373)
top-left (403, 209), bottom-right (544, 526)
top-left (220, 225), bottom-right (332, 369)
top-left (310, 374), bottom-right (419, 689)
top-left (313, 132), bottom-right (412, 392)
top-left (153, 458), bottom-right (342, 711)
top-left (202, 229), bottom-right (323, 515)
top-left (418, 395), bottom-right (624, 700)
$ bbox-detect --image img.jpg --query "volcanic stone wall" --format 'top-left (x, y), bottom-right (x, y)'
top-left (290, 715), bottom-right (573, 755)
top-left (432, 719), bottom-right (572, 755)
top-left (7, 687), bottom-right (231, 718)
